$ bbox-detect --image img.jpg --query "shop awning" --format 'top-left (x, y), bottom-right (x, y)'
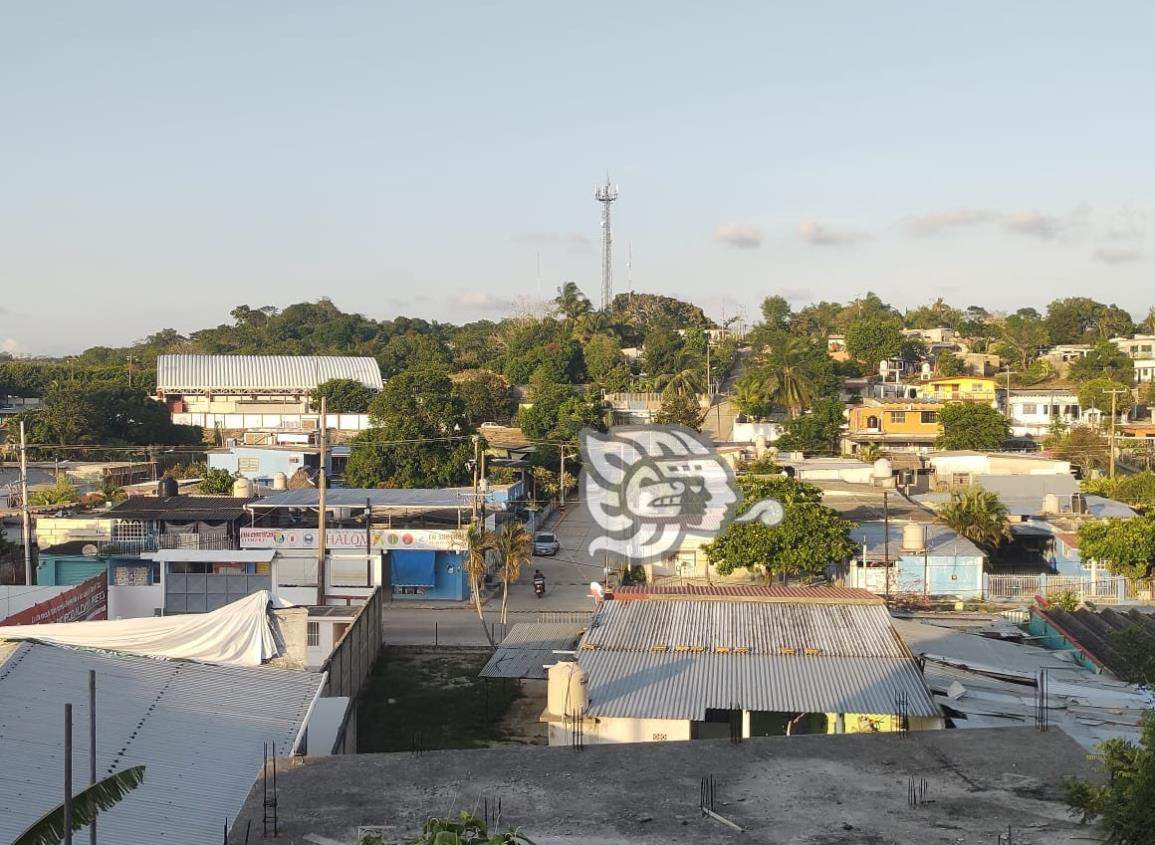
top-left (390, 550), bottom-right (436, 587)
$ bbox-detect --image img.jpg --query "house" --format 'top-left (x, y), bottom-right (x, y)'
top-left (207, 439), bottom-right (350, 485)
top-left (1109, 334), bottom-right (1155, 383)
top-left (0, 637), bottom-right (326, 845)
top-left (826, 334), bottom-right (849, 361)
top-left (542, 586), bottom-right (942, 746)
top-left (902, 327), bottom-right (958, 346)
top-left (843, 402), bottom-right (943, 456)
top-left (157, 354), bottom-right (382, 431)
top-left (603, 391), bottom-right (665, 425)
top-left (479, 422), bottom-right (536, 467)
top-left (918, 376), bottom-right (998, 406)
top-left (1002, 388), bottom-right (1089, 438)
top-left (845, 521), bottom-right (986, 600)
top-left (926, 451), bottom-right (1072, 488)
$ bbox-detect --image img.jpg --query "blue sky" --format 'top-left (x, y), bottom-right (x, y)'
top-left (2, 1), bottom-right (1153, 355)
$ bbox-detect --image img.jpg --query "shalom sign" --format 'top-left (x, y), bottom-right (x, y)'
top-left (239, 527), bottom-right (466, 552)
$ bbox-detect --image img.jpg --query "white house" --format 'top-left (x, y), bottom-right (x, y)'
top-left (1110, 335), bottom-right (1155, 383)
top-left (1003, 389), bottom-right (1092, 438)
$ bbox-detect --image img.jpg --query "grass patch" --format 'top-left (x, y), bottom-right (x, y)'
top-left (357, 647), bottom-right (520, 753)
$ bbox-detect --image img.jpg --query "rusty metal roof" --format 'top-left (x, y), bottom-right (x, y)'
top-left (612, 585), bottom-right (882, 603)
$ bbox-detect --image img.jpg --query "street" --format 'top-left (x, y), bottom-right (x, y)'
top-left (382, 503), bottom-right (605, 645)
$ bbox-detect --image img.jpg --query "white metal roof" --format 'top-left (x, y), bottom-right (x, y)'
top-left (157, 355), bottom-right (383, 392)
top-left (0, 642), bottom-right (323, 845)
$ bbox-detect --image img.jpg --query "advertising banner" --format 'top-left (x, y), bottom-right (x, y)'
top-left (0, 573), bottom-right (108, 626)
top-left (239, 527), bottom-right (465, 552)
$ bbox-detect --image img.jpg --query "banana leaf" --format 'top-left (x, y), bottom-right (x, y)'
top-left (13, 765), bottom-right (146, 845)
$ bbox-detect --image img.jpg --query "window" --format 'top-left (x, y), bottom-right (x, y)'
top-left (1021, 403), bottom-right (1037, 415)
top-left (889, 411), bottom-right (906, 424)
top-left (970, 383), bottom-right (983, 391)
top-left (1067, 405), bottom-right (1080, 418)
top-left (920, 411), bottom-right (938, 424)
top-left (307, 622), bottom-right (320, 647)
top-left (1142, 345), bottom-right (1152, 353)
top-left (237, 457), bottom-right (259, 472)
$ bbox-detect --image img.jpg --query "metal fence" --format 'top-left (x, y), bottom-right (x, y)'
top-left (984, 573), bottom-right (1152, 604)
top-left (321, 586), bottom-right (385, 753)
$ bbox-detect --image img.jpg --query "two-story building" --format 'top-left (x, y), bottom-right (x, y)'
top-left (1110, 334), bottom-right (1155, 383)
top-left (918, 376), bottom-right (998, 406)
top-left (1001, 388), bottom-right (1091, 438)
top-left (843, 402), bottom-right (943, 456)
top-left (158, 354), bottom-right (382, 431)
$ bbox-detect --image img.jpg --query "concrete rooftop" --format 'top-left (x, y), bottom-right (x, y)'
top-left (230, 727), bottom-right (1096, 844)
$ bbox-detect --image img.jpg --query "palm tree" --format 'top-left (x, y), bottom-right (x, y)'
top-left (494, 520), bottom-right (532, 624)
top-left (463, 522), bottom-right (497, 646)
top-left (761, 338), bottom-right (817, 418)
top-left (554, 282), bottom-right (592, 323)
top-left (14, 765), bottom-right (145, 845)
top-left (656, 366), bottom-right (704, 397)
top-left (571, 310), bottom-right (611, 343)
top-left (938, 486), bottom-right (1012, 552)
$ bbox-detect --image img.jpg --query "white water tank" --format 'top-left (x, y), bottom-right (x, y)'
top-left (754, 434), bottom-right (768, 458)
top-left (1042, 493), bottom-right (1061, 514)
top-left (902, 523), bottom-right (926, 553)
top-left (232, 477), bottom-right (256, 498)
top-left (547, 662), bottom-right (588, 717)
top-left (871, 458), bottom-right (893, 481)
top-left (272, 472), bottom-right (288, 491)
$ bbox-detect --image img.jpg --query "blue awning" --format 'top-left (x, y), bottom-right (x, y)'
top-left (390, 550), bottom-right (436, 587)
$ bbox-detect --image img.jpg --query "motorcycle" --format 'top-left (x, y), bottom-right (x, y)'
top-left (534, 578), bottom-right (546, 598)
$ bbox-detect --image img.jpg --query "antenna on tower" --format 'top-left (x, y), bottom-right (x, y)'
top-left (594, 175), bottom-right (619, 312)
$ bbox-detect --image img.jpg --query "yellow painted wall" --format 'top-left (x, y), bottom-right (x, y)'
top-left (546, 716), bottom-right (691, 746)
top-left (920, 377), bottom-right (997, 402)
top-left (35, 516), bottom-right (112, 548)
top-left (824, 713), bottom-right (944, 734)
top-left (847, 405), bottom-right (943, 436)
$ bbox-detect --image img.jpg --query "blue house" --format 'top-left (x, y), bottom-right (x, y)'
top-left (848, 521), bottom-right (986, 600)
top-left (207, 443), bottom-right (350, 485)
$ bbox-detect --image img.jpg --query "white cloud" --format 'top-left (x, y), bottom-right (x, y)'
top-left (799, 221), bottom-right (867, 246)
top-left (1094, 247), bottom-right (1143, 264)
top-left (715, 222), bottom-right (762, 249)
top-left (452, 291), bottom-right (515, 313)
top-left (1002, 210), bottom-right (1067, 240)
top-left (908, 209), bottom-right (1000, 236)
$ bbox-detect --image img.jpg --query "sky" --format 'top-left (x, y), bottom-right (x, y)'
top-left (1, 1), bottom-right (1153, 356)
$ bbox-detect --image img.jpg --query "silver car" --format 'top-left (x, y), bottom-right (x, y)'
top-left (533, 532), bottom-right (560, 556)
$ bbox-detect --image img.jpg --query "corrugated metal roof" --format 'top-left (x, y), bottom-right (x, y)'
top-left (479, 623), bottom-right (585, 679)
top-left (247, 488), bottom-right (474, 510)
top-left (578, 652), bottom-right (940, 719)
top-left (853, 521), bottom-right (984, 560)
top-left (0, 642), bottom-right (323, 845)
top-left (612, 585), bottom-right (881, 603)
top-left (581, 599), bottom-right (908, 657)
top-left (157, 355), bottom-right (383, 392)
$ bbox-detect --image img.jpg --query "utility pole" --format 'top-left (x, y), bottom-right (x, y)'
top-left (19, 420), bottom-right (32, 585)
top-left (471, 434), bottom-right (481, 521)
top-left (1106, 388), bottom-right (1128, 479)
top-left (559, 446), bottom-right (567, 511)
top-left (317, 397), bottom-right (327, 602)
top-left (883, 491), bottom-right (890, 604)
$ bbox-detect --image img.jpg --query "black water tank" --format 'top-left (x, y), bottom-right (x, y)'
top-left (157, 476), bottom-right (179, 498)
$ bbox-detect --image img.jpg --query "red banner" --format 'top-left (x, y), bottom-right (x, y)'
top-left (1, 573), bottom-right (108, 626)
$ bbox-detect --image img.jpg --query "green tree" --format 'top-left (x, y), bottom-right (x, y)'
top-left (934, 351), bottom-right (966, 377)
top-left (346, 367), bottom-right (472, 488)
top-left (1066, 710), bottom-right (1155, 845)
top-left (1071, 342), bottom-right (1135, 384)
top-left (27, 477), bottom-right (80, 507)
top-left (1082, 472), bottom-right (1155, 512)
top-left (1078, 379), bottom-right (1136, 419)
top-left (1077, 517), bottom-right (1155, 579)
top-left (197, 467), bottom-right (239, 496)
top-left (494, 520), bottom-right (531, 624)
top-left (703, 476), bottom-right (856, 582)
top-left (453, 370), bottom-right (514, 427)
top-left (775, 399), bottom-right (845, 455)
top-left (905, 298), bottom-right (963, 330)
top-left (759, 295), bottom-right (793, 331)
top-left (937, 486), bottom-right (1011, 552)
top-left (311, 378), bottom-right (375, 413)
top-left (377, 334), bottom-right (450, 379)
top-left (518, 384), bottom-right (605, 444)
top-left (651, 391), bottom-right (704, 430)
top-left (643, 326), bottom-right (682, 376)
top-left (1047, 424), bottom-right (1111, 474)
top-left (995, 312), bottom-right (1049, 371)
top-left (936, 403), bottom-right (1010, 451)
top-left (462, 523), bottom-right (497, 646)
top-left (845, 316), bottom-right (905, 372)
top-left (554, 281), bottom-right (592, 322)
top-left (583, 333), bottom-right (630, 391)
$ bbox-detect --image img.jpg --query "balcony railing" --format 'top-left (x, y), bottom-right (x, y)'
top-left (103, 534), bottom-right (240, 555)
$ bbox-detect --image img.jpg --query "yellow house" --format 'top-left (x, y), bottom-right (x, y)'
top-left (919, 376), bottom-right (998, 406)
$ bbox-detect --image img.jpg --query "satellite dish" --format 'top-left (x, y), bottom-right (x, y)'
top-left (82, 544), bottom-right (98, 557)
top-left (589, 582), bottom-right (605, 602)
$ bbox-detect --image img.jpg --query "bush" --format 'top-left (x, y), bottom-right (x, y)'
top-left (28, 477), bottom-right (80, 507)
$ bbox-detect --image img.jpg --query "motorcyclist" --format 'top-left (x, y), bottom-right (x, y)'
top-left (532, 569), bottom-right (546, 597)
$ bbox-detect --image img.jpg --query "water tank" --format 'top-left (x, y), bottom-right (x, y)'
top-left (754, 434), bottom-right (768, 458)
top-left (232, 477), bottom-right (256, 499)
top-left (902, 523), bottom-right (926, 552)
top-left (547, 662), bottom-right (588, 717)
top-left (157, 476), bottom-right (179, 498)
top-left (1042, 493), bottom-right (1061, 514)
top-left (272, 472), bottom-right (288, 491)
top-left (871, 458), bottom-right (893, 481)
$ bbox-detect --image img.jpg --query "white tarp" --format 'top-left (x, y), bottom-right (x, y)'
top-left (0, 591), bottom-right (284, 667)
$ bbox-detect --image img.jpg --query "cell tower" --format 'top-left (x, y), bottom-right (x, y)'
top-left (594, 176), bottom-right (619, 311)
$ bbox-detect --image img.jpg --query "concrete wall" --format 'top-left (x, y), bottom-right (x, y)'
top-left (268, 606), bottom-right (309, 670)
top-left (107, 584), bottom-right (164, 619)
top-left (208, 446), bottom-right (322, 481)
top-left (548, 716), bottom-right (692, 746)
top-left (35, 516), bottom-right (112, 548)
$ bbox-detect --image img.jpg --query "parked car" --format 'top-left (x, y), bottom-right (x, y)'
top-left (533, 532), bottom-right (560, 556)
